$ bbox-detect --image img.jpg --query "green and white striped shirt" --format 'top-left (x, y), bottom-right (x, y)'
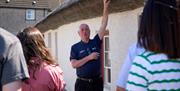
top-left (126, 51), bottom-right (180, 91)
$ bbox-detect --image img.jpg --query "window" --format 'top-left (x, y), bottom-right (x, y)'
top-left (48, 32), bottom-right (52, 48)
top-left (26, 9), bottom-right (35, 20)
top-left (43, 9), bottom-right (48, 17)
top-left (55, 32), bottom-right (58, 60)
top-left (103, 36), bottom-right (111, 87)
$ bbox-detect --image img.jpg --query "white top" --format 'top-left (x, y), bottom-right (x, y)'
top-left (126, 51), bottom-right (180, 90)
top-left (116, 43), bottom-right (144, 88)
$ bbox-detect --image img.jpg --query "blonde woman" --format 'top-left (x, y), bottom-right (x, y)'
top-left (17, 27), bottom-right (65, 91)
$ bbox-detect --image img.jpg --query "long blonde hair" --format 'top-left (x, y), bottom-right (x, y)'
top-left (17, 27), bottom-right (56, 68)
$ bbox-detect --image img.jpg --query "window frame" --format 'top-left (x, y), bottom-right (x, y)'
top-left (103, 35), bottom-right (111, 88)
top-left (55, 32), bottom-right (58, 60)
top-left (25, 9), bottom-right (36, 21)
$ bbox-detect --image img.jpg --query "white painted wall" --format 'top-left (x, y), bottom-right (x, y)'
top-left (109, 8), bottom-right (143, 91)
top-left (44, 7), bottom-right (142, 91)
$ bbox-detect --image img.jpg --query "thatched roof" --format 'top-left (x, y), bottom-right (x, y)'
top-left (0, 0), bottom-right (50, 10)
top-left (36, 0), bottom-right (144, 33)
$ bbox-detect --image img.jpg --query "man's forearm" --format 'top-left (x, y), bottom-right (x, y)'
top-left (71, 52), bottom-right (99, 68)
top-left (98, 0), bottom-right (110, 39)
top-left (71, 56), bottom-right (90, 68)
top-left (101, 5), bottom-right (109, 29)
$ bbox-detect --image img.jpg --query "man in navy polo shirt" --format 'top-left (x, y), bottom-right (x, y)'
top-left (70, 0), bottom-right (110, 91)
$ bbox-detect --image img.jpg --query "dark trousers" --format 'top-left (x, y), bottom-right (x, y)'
top-left (75, 77), bottom-right (103, 91)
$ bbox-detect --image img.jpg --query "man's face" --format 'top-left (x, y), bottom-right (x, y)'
top-left (78, 24), bottom-right (90, 41)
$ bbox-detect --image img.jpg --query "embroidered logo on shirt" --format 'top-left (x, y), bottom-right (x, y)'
top-left (92, 47), bottom-right (96, 50)
top-left (79, 50), bottom-right (85, 54)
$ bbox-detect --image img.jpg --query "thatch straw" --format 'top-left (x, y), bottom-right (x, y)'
top-left (36, 0), bottom-right (144, 32)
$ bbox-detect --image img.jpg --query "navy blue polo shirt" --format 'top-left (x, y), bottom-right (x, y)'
top-left (70, 34), bottom-right (102, 78)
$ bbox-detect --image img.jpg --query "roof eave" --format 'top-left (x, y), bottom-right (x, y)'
top-left (36, 0), bottom-right (144, 33)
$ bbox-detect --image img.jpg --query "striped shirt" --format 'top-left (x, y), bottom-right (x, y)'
top-left (116, 43), bottom-right (144, 88)
top-left (126, 51), bottom-right (180, 91)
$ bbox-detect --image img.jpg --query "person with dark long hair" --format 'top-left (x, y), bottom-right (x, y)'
top-left (126, 0), bottom-right (180, 90)
top-left (17, 27), bottom-right (65, 91)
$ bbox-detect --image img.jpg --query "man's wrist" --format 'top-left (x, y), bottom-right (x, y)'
top-left (104, 7), bottom-right (109, 12)
top-left (85, 55), bottom-right (91, 61)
